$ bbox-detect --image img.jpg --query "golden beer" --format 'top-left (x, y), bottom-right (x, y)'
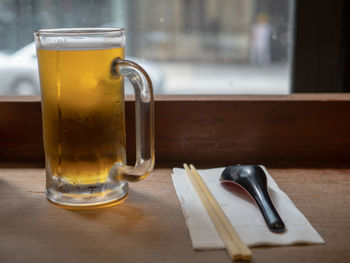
top-left (37, 47), bottom-right (126, 186)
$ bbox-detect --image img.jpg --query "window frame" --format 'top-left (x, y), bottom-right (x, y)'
top-left (292, 0), bottom-right (349, 92)
top-left (1, 94), bottom-right (350, 166)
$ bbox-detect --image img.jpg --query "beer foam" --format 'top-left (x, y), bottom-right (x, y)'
top-left (35, 28), bottom-right (125, 51)
top-left (38, 41), bottom-right (123, 51)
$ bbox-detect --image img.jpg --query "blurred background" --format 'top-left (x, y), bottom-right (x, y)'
top-left (0, 0), bottom-right (294, 95)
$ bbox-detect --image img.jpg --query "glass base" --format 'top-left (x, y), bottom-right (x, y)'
top-left (46, 181), bottom-right (128, 209)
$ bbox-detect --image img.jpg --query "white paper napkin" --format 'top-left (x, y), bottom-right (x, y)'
top-left (171, 166), bottom-right (324, 249)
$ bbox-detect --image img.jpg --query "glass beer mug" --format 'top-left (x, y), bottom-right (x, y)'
top-left (34, 28), bottom-right (154, 208)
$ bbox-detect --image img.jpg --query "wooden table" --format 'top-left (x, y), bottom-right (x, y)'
top-left (1, 165), bottom-right (349, 263)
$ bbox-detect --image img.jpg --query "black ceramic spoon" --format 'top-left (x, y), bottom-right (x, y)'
top-left (220, 165), bottom-right (285, 233)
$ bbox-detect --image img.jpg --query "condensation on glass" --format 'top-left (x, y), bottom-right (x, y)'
top-left (0, 0), bottom-right (294, 95)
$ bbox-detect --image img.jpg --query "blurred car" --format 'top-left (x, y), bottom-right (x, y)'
top-left (0, 42), bottom-right (164, 95)
top-left (0, 43), bottom-right (40, 95)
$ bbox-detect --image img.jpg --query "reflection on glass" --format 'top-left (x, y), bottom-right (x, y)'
top-left (0, 0), bottom-right (294, 95)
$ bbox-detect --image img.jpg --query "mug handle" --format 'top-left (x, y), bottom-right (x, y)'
top-left (109, 58), bottom-right (155, 182)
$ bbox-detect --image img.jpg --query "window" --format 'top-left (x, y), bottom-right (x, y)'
top-left (0, 0), bottom-right (295, 95)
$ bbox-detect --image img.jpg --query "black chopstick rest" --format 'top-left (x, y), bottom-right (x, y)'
top-left (220, 165), bottom-right (285, 233)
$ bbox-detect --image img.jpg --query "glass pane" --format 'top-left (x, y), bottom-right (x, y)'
top-left (0, 0), bottom-right (294, 95)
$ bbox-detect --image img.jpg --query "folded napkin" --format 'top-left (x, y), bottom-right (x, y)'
top-left (171, 166), bottom-right (324, 249)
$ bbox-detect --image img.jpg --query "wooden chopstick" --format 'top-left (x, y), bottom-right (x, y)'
top-left (183, 164), bottom-right (252, 261)
top-left (183, 164), bottom-right (241, 260)
top-left (189, 164), bottom-right (252, 260)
